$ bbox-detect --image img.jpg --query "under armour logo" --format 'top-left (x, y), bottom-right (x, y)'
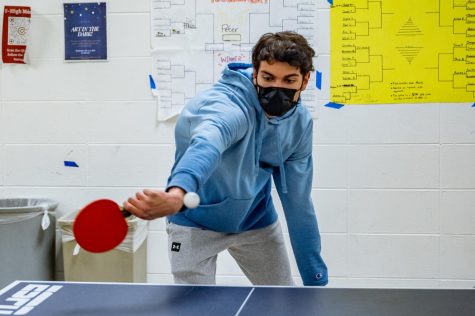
top-left (171, 242), bottom-right (181, 252)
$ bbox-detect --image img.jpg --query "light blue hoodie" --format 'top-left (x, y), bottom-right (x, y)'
top-left (167, 63), bottom-right (327, 286)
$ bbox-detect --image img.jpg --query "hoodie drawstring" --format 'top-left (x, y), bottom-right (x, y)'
top-left (255, 115), bottom-right (265, 174)
top-left (275, 125), bottom-right (288, 193)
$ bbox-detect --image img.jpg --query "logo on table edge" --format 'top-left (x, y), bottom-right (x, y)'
top-left (0, 283), bottom-right (62, 315)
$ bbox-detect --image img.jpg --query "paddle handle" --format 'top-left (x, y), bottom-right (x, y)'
top-left (120, 208), bottom-right (132, 218)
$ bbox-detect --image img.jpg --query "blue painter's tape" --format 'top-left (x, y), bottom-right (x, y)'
top-left (316, 71), bottom-right (322, 90)
top-left (324, 102), bottom-right (344, 109)
top-left (472, 103), bottom-right (475, 107)
top-left (149, 74), bottom-right (156, 90)
top-left (328, 0), bottom-right (333, 4)
top-left (64, 161), bottom-right (79, 167)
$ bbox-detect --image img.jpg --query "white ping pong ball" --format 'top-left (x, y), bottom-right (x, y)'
top-left (183, 192), bottom-right (200, 209)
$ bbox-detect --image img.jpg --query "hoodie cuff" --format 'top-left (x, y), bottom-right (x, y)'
top-left (166, 171), bottom-right (199, 195)
top-left (302, 270), bottom-right (328, 286)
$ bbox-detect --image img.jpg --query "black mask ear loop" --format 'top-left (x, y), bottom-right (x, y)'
top-left (253, 75), bottom-right (261, 93)
top-left (288, 79), bottom-right (305, 104)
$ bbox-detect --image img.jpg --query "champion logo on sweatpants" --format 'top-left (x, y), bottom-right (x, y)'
top-left (171, 242), bottom-right (181, 252)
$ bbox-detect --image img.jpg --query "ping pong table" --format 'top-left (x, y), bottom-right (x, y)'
top-left (0, 281), bottom-right (474, 316)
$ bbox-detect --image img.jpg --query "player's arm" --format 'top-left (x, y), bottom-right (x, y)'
top-left (125, 101), bottom-right (248, 219)
top-left (274, 121), bottom-right (328, 286)
top-left (166, 100), bottom-right (249, 195)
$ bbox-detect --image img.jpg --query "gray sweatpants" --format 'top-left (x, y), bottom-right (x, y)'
top-left (166, 221), bottom-right (294, 286)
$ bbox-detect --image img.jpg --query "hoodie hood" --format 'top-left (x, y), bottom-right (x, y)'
top-left (220, 63), bottom-right (263, 114)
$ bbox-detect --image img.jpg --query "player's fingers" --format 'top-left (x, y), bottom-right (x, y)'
top-left (123, 200), bottom-right (134, 211)
top-left (143, 189), bottom-right (161, 199)
top-left (127, 197), bottom-right (145, 211)
top-left (143, 188), bottom-right (153, 196)
top-left (143, 189), bottom-right (167, 209)
top-left (125, 199), bottom-right (151, 220)
top-left (129, 195), bottom-right (159, 218)
top-left (123, 200), bottom-right (139, 215)
top-left (135, 191), bottom-right (148, 201)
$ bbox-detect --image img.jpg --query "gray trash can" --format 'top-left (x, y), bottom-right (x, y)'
top-left (0, 198), bottom-right (58, 288)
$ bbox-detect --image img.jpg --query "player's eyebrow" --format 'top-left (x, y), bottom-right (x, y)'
top-left (283, 74), bottom-right (300, 79)
top-left (260, 71), bottom-right (300, 79)
top-left (260, 70), bottom-right (275, 77)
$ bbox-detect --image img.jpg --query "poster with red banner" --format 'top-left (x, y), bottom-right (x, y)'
top-left (2, 6), bottom-right (31, 64)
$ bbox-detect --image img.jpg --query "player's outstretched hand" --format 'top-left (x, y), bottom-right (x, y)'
top-left (123, 187), bottom-right (185, 220)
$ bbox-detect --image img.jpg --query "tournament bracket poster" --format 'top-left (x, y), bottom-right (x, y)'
top-left (2, 6), bottom-right (31, 64)
top-left (63, 2), bottom-right (107, 61)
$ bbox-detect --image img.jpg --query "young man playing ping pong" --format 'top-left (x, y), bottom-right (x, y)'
top-left (125, 31), bottom-right (328, 286)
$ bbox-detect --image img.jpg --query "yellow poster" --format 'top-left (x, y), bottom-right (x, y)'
top-left (330, 0), bottom-right (475, 104)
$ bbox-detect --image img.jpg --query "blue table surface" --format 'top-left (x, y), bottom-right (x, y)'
top-left (0, 281), bottom-right (474, 316)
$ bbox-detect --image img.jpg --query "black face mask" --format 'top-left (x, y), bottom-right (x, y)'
top-left (255, 85), bottom-right (299, 117)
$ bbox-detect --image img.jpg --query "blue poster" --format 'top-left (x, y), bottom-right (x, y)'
top-left (64, 2), bottom-right (107, 61)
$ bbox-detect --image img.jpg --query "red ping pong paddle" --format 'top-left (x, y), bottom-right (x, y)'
top-left (73, 199), bottom-right (131, 253)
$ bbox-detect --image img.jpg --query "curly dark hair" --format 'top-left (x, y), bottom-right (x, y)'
top-left (252, 31), bottom-right (315, 75)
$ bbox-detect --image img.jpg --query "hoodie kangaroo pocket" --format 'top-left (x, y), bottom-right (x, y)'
top-left (185, 197), bottom-right (254, 232)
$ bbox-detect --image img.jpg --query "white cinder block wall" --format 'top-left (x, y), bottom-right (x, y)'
top-left (1, 0), bottom-right (474, 288)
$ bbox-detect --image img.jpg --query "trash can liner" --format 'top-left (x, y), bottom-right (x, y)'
top-left (0, 198), bottom-right (57, 230)
top-left (59, 213), bottom-right (148, 254)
